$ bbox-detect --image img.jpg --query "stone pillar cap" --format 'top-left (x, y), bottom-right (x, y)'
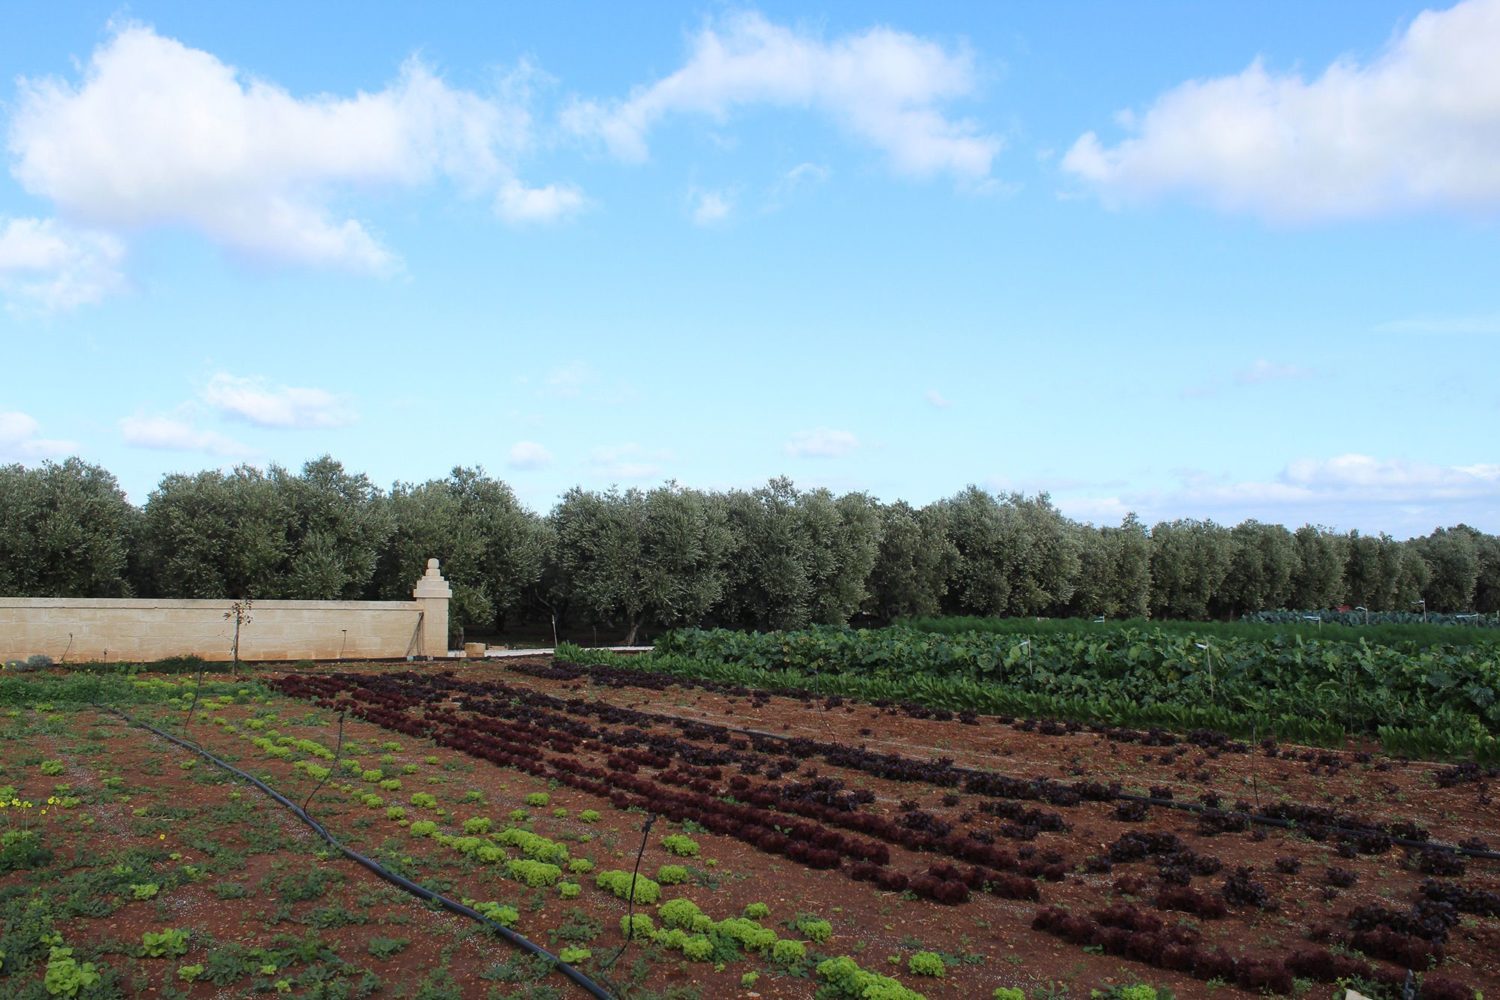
top-left (413, 558), bottom-right (452, 599)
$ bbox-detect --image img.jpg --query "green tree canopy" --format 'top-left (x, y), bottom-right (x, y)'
top-left (0, 458), bottom-right (136, 597)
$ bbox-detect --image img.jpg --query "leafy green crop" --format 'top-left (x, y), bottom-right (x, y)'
top-left (660, 834), bottom-right (699, 857)
top-left (595, 870), bottom-right (660, 904)
top-left (907, 952), bottom-right (945, 977)
top-left (505, 859), bottom-right (562, 887)
top-left (140, 928), bottom-right (189, 958)
top-left (816, 955), bottom-right (925, 1000)
top-left (631, 623), bottom-right (1500, 761)
top-left (43, 946), bottom-right (101, 997)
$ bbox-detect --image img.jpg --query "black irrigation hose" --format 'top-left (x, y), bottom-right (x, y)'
top-left (182, 666), bottom-right (207, 727)
top-left (600, 813), bottom-right (657, 972)
top-left (301, 710), bottom-right (345, 816)
top-left (101, 705), bottom-right (615, 1000)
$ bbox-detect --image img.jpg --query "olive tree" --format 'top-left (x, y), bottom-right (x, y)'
top-left (275, 456), bottom-right (391, 599)
top-left (1000, 493), bottom-right (1081, 616)
top-left (550, 483), bottom-right (731, 643)
top-left (1343, 531), bottom-right (1429, 611)
top-left (1289, 525), bottom-right (1346, 610)
top-left (1148, 519), bottom-right (1234, 620)
top-left (935, 486), bottom-right (1012, 616)
top-left (0, 458), bottom-right (136, 597)
top-left (1069, 513), bottom-right (1152, 619)
top-left (718, 479), bottom-right (814, 629)
top-left (376, 467), bottom-right (546, 635)
top-left (1216, 520), bottom-right (1298, 616)
top-left (1416, 526), bottom-right (1480, 612)
top-left (866, 501), bottom-right (954, 621)
top-left (1470, 529), bottom-right (1500, 613)
top-left (135, 466), bottom-right (290, 598)
top-left (936, 488), bottom-right (1080, 617)
top-left (716, 478), bottom-right (883, 630)
top-left (797, 488), bottom-right (884, 625)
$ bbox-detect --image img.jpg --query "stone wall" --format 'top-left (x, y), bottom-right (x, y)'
top-left (0, 559), bottom-right (451, 663)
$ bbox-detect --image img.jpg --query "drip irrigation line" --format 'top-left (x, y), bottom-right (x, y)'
top-left (183, 665), bottom-right (207, 728)
top-left (302, 710), bottom-right (345, 817)
top-left (101, 705), bottom-right (615, 1000)
top-left (600, 813), bottom-right (657, 972)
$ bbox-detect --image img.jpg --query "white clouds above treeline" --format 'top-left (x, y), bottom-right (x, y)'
top-left (1064, 0), bottom-right (1500, 220)
top-left (6, 24), bottom-right (575, 284)
top-left (201, 374), bottom-right (355, 429)
top-left (564, 11), bottom-right (1000, 181)
top-left (0, 217), bottom-right (124, 311)
top-left (113, 373), bottom-right (353, 459)
top-left (785, 428), bottom-right (859, 459)
top-left (119, 415), bottom-right (250, 457)
top-left (1, 13), bottom-right (1000, 311)
top-left (0, 411), bottom-right (75, 459)
top-left (1059, 454), bottom-right (1500, 536)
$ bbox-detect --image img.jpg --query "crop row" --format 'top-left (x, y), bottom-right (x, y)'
top-left (648, 626), bottom-right (1500, 761)
top-left (270, 672), bottom-right (1066, 906)
top-left (266, 668), bottom-right (1496, 995)
top-left (269, 669), bottom-right (1483, 883)
top-left (311, 666), bottom-right (1495, 862)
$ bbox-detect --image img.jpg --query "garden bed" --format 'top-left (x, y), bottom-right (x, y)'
top-left (1, 660), bottom-right (1496, 998)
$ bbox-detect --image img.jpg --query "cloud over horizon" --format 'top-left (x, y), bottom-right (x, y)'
top-left (119, 414), bottom-right (251, 457)
top-left (1064, 0), bottom-right (1500, 220)
top-left (1057, 453), bottom-right (1500, 536)
top-left (7, 24), bottom-right (568, 279)
top-left (0, 216), bottom-right (125, 311)
top-left (564, 11), bottom-right (1000, 181)
top-left (785, 427), bottom-right (859, 458)
top-left (0, 411), bottom-right (77, 459)
top-left (202, 373), bottom-right (355, 429)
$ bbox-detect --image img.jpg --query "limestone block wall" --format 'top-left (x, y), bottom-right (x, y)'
top-left (0, 560), bottom-right (452, 663)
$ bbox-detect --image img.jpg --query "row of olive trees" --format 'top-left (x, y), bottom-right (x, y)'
top-left (3, 458), bottom-right (1498, 640)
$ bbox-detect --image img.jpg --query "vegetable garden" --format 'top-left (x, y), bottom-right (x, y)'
top-left (648, 622), bottom-right (1500, 761)
top-left (0, 624), bottom-right (1497, 998)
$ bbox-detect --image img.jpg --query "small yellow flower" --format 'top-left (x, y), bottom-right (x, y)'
top-left (158, 834), bottom-right (166, 840)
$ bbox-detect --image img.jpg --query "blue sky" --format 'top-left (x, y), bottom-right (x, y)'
top-left (2, 1), bottom-right (1497, 537)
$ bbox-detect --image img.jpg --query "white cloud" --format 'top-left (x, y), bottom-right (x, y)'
top-left (691, 190), bottom-right (733, 226)
top-left (508, 440), bottom-right (553, 470)
top-left (119, 414), bottom-right (249, 456)
top-left (1281, 454), bottom-right (1500, 499)
top-left (589, 443), bottom-right (669, 480)
top-left (8, 24), bottom-right (562, 272)
top-left (564, 11), bottom-right (999, 180)
top-left (202, 373), bottom-right (355, 429)
top-left (496, 180), bottom-right (587, 224)
top-left (1054, 495), bottom-right (1133, 526)
top-left (0, 411), bottom-right (77, 458)
top-left (1063, 0), bottom-right (1500, 219)
top-left (785, 427), bottom-right (859, 458)
top-left (1184, 359), bottom-right (1318, 396)
top-left (0, 217), bottom-right (125, 311)
top-left (924, 389), bottom-right (952, 408)
top-left (1062, 454), bottom-right (1500, 534)
top-left (1235, 359), bottom-right (1314, 385)
top-left (785, 162), bottom-right (831, 187)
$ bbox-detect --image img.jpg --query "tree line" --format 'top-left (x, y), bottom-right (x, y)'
top-left (3, 456), bottom-right (1497, 642)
